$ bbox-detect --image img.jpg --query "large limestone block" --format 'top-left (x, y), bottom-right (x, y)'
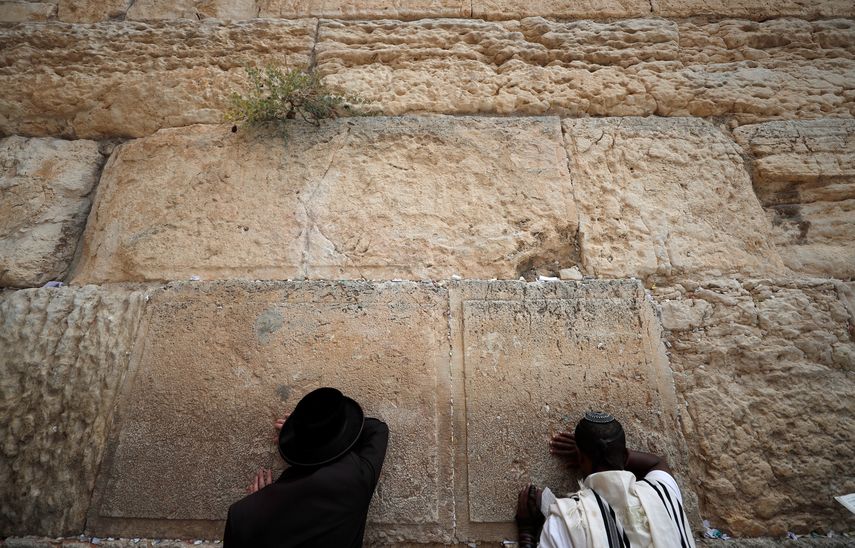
top-left (655, 279), bottom-right (855, 536)
top-left (657, 0), bottom-right (855, 18)
top-left (733, 119), bottom-right (855, 279)
top-left (472, 0), bottom-right (650, 20)
top-left (562, 117), bottom-right (787, 282)
top-left (56, 0), bottom-right (131, 22)
top-left (87, 281), bottom-right (454, 543)
top-left (0, 136), bottom-right (102, 288)
top-left (71, 117), bottom-right (578, 284)
top-left (126, 0), bottom-right (256, 20)
top-left (258, 0), bottom-right (470, 19)
top-left (0, 20), bottom-right (314, 138)
top-left (448, 280), bottom-right (693, 541)
top-left (317, 17), bottom-right (855, 122)
top-left (0, 1), bottom-right (56, 22)
top-left (0, 286), bottom-right (148, 536)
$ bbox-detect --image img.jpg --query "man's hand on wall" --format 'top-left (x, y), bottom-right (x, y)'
top-left (247, 468), bottom-right (274, 494)
top-left (549, 430), bottom-right (580, 467)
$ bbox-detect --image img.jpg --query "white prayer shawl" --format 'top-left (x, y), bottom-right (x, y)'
top-left (545, 471), bottom-right (696, 548)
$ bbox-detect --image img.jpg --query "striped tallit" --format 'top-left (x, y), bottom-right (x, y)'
top-left (546, 470), bottom-right (696, 548)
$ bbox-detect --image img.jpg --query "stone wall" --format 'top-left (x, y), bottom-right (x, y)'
top-left (1, 0), bottom-right (853, 544)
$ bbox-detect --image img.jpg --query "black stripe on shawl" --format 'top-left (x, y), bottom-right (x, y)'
top-left (640, 479), bottom-right (687, 548)
top-left (591, 489), bottom-right (619, 548)
top-left (656, 480), bottom-right (690, 548)
top-left (591, 489), bottom-right (630, 548)
top-left (659, 480), bottom-right (692, 547)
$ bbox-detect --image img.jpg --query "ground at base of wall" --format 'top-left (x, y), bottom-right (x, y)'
top-left (4, 536), bottom-right (855, 548)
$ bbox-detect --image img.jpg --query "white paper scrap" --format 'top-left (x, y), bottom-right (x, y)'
top-left (835, 493), bottom-right (855, 514)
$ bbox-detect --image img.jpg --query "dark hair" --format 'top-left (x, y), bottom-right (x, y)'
top-left (574, 416), bottom-right (627, 470)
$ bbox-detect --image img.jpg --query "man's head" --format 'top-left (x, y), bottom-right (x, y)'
top-left (573, 411), bottom-right (628, 476)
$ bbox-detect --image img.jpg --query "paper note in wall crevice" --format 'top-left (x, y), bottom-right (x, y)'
top-left (834, 493), bottom-right (855, 514)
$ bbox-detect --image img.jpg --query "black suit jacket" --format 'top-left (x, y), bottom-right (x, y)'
top-left (223, 418), bottom-right (389, 548)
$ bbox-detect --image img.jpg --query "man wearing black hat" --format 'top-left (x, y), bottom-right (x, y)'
top-left (515, 411), bottom-right (695, 548)
top-left (223, 387), bottom-right (389, 547)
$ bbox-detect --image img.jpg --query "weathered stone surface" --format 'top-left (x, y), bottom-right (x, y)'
top-left (317, 17), bottom-right (855, 122)
top-left (562, 117), bottom-right (787, 282)
top-left (258, 0), bottom-right (470, 19)
top-left (657, 0), bottom-right (855, 19)
top-left (451, 280), bottom-right (690, 536)
top-left (87, 281), bottom-right (453, 543)
top-left (0, 136), bottom-right (102, 288)
top-left (126, 0), bottom-right (256, 21)
top-left (472, 0), bottom-right (650, 20)
top-left (0, 286), bottom-right (147, 536)
top-left (0, 1), bottom-right (56, 22)
top-left (0, 20), bottom-right (314, 139)
top-left (655, 279), bottom-right (855, 537)
top-left (56, 0), bottom-right (131, 22)
top-left (71, 117), bottom-right (578, 284)
top-left (733, 119), bottom-right (855, 279)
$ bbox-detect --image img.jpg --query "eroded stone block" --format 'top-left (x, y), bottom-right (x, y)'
top-left (88, 281), bottom-right (452, 542)
top-left (451, 280), bottom-right (688, 533)
top-left (0, 136), bottom-right (102, 288)
top-left (258, 0), bottom-right (470, 19)
top-left (472, 0), bottom-right (650, 20)
top-left (563, 117), bottom-right (787, 282)
top-left (733, 119), bottom-right (855, 279)
top-left (317, 17), bottom-right (855, 122)
top-left (71, 118), bottom-right (577, 284)
top-left (0, 286), bottom-right (148, 536)
top-left (126, 0), bottom-right (256, 20)
top-left (0, 1), bottom-right (56, 22)
top-left (0, 20), bottom-right (314, 138)
top-left (57, 0), bottom-right (131, 22)
top-left (654, 279), bottom-right (855, 536)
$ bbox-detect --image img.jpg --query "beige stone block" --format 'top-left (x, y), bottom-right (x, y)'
top-left (57, 0), bottom-right (130, 22)
top-left (562, 117), bottom-right (787, 282)
top-left (258, 0), bottom-right (469, 19)
top-left (0, 20), bottom-right (314, 139)
top-left (126, 0), bottom-right (256, 20)
top-left (657, 0), bottom-right (855, 19)
top-left (0, 286), bottom-right (148, 536)
top-left (71, 117), bottom-right (577, 284)
top-left (0, 136), bottom-right (102, 288)
top-left (87, 281), bottom-right (453, 543)
top-left (733, 119), bottom-right (855, 279)
top-left (0, 1), bottom-right (56, 22)
top-left (316, 17), bottom-right (855, 123)
top-left (449, 280), bottom-right (691, 539)
top-left (654, 279), bottom-right (855, 536)
top-left (472, 0), bottom-right (650, 20)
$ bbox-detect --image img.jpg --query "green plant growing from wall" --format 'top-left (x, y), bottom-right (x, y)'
top-left (226, 66), bottom-right (365, 134)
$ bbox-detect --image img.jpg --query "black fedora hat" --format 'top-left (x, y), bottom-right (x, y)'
top-left (278, 387), bottom-right (365, 466)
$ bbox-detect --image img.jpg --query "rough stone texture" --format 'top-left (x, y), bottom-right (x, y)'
top-left (0, 136), bottom-right (102, 288)
top-left (472, 0), bottom-right (650, 20)
top-left (733, 119), bottom-right (855, 280)
top-left (258, 0), bottom-right (470, 19)
top-left (562, 117), bottom-right (787, 282)
top-left (56, 0), bottom-right (131, 22)
top-left (87, 281), bottom-right (454, 543)
top-left (0, 20), bottom-right (314, 139)
top-left (71, 117), bottom-right (578, 284)
top-left (317, 17), bottom-right (855, 122)
top-left (449, 280), bottom-right (691, 540)
top-left (656, 0), bottom-right (855, 19)
top-left (0, 1), bottom-right (56, 22)
top-left (126, 0), bottom-right (256, 21)
top-left (0, 286), bottom-right (148, 536)
top-left (655, 279), bottom-right (855, 537)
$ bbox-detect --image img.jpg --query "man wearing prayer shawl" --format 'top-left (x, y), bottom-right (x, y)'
top-left (515, 411), bottom-right (696, 548)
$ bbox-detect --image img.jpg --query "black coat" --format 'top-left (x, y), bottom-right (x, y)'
top-left (223, 418), bottom-right (389, 548)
